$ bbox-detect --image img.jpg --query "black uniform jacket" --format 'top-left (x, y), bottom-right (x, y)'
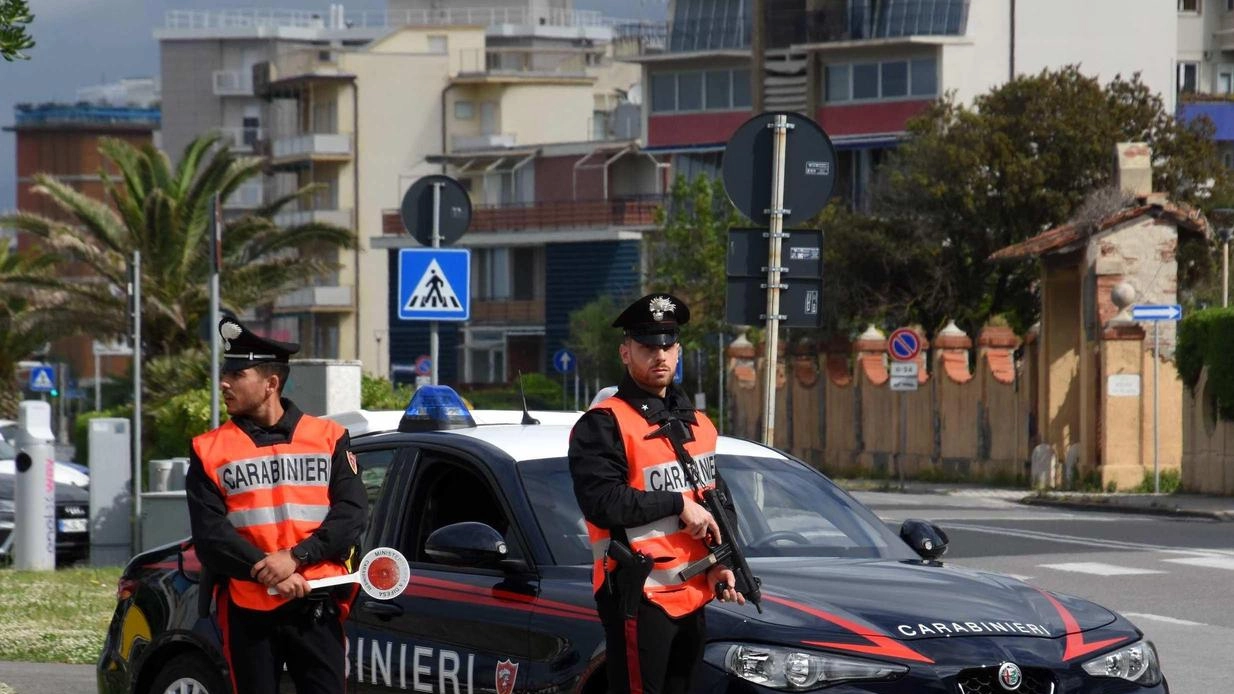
top-left (568, 375), bottom-right (701, 534)
top-left (185, 398), bottom-right (368, 584)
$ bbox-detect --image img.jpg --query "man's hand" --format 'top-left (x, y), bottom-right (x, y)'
top-left (251, 548), bottom-right (299, 586)
top-left (707, 566), bottom-right (746, 606)
top-left (273, 573), bottom-right (310, 599)
top-left (679, 496), bottom-right (721, 544)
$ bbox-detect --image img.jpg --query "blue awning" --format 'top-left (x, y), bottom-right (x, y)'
top-left (1179, 102), bottom-right (1234, 142)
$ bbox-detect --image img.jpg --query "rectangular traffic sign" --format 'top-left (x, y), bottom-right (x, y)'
top-left (29, 365), bottom-right (56, 392)
top-left (398, 248), bottom-right (470, 321)
top-left (1130, 304), bottom-right (1182, 321)
top-left (890, 362), bottom-right (919, 378)
top-left (890, 375), bottom-right (918, 391)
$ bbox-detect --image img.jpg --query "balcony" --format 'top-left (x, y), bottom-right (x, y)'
top-left (382, 197), bottom-right (663, 235)
top-left (225, 181), bottom-right (264, 210)
top-left (215, 126), bottom-right (264, 153)
top-left (471, 299), bottom-right (545, 323)
top-left (213, 69), bottom-right (254, 96)
top-left (452, 133), bottom-right (518, 151)
top-left (270, 133), bottom-right (353, 166)
top-left (273, 285), bottom-right (354, 313)
top-left (456, 47), bottom-right (601, 79)
top-left (273, 208), bottom-right (354, 229)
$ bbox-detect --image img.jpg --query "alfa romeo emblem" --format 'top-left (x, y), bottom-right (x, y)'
top-left (997, 662), bottom-right (1022, 691)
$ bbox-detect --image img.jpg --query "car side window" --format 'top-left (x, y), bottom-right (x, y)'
top-left (404, 456), bottom-right (524, 564)
top-left (352, 447), bottom-right (397, 512)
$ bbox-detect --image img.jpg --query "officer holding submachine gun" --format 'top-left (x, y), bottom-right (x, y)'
top-left (569, 293), bottom-right (759, 694)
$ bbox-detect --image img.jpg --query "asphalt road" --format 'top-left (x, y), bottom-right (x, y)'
top-left (4, 490), bottom-right (1229, 694)
top-left (856, 489), bottom-right (1234, 694)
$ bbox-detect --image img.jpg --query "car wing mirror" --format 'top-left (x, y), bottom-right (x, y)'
top-left (899, 518), bottom-right (949, 561)
top-left (425, 521), bottom-right (512, 569)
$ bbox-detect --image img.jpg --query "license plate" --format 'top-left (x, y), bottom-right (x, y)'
top-left (58, 519), bottom-right (87, 533)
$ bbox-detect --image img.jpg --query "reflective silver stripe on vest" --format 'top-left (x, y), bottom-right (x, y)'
top-left (227, 503), bottom-right (329, 528)
top-left (627, 516), bottom-right (680, 543)
top-left (589, 540), bottom-right (691, 589)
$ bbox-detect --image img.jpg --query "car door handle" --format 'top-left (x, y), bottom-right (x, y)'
top-left (361, 601), bottom-right (403, 619)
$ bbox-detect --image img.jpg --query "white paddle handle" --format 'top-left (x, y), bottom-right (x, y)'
top-left (266, 571), bottom-right (358, 595)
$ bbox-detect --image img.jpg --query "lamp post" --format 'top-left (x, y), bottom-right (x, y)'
top-left (1211, 209), bottom-right (1234, 308)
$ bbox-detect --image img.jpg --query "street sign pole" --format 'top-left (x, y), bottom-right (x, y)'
top-left (131, 250), bottom-right (143, 552)
top-left (209, 193), bottom-right (222, 429)
top-left (430, 182), bottom-right (442, 386)
top-left (717, 332), bottom-right (725, 436)
top-left (1153, 321), bottom-right (1160, 494)
top-left (762, 114), bottom-right (790, 447)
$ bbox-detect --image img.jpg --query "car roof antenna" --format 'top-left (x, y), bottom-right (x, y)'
top-left (518, 371), bottom-right (540, 425)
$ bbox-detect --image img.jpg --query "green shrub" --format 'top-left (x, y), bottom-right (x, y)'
top-left (461, 373), bottom-right (564, 411)
top-left (148, 387), bottom-right (218, 459)
top-left (1176, 307), bottom-right (1234, 418)
top-left (361, 375), bottom-right (415, 411)
top-left (1134, 468), bottom-right (1181, 494)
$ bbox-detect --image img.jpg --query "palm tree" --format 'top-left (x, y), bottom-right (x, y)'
top-left (0, 133), bottom-right (356, 359)
top-left (0, 245), bottom-right (67, 416)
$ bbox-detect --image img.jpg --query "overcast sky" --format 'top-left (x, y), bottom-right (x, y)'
top-left (0, 0), bottom-right (667, 210)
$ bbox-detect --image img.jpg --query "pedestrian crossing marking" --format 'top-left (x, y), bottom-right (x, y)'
top-left (1038, 562), bottom-right (1165, 576)
top-left (31, 369), bottom-right (53, 390)
top-left (403, 259), bottom-right (463, 312)
top-left (1162, 556), bottom-right (1234, 571)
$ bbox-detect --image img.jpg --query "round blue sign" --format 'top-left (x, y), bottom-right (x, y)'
top-left (552, 349), bottom-right (576, 374)
top-left (888, 328), bottom-right (921, 362)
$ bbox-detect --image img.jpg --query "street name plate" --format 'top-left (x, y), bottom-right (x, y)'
top-left (1107, 374), bottom-right (1141, 397)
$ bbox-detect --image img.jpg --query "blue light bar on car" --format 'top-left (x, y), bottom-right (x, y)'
top-left (398, 385), bottom-right (476, 432)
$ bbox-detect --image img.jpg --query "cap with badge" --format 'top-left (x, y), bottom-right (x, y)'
top-left (218, 318), bottom-right (300, 372)
top-left (612, 293), bottom-right (691, 347)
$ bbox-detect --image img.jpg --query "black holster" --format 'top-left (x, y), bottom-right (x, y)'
top-left (606, 539), bottom-right (653, 619)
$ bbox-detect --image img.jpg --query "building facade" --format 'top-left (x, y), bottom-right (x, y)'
top-left (632, 0), bottom-right (1177, 208)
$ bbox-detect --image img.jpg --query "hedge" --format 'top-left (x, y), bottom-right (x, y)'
top-left (1176, 307), bottom-right (1234, 419)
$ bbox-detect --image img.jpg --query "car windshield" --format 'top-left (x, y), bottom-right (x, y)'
top-left (518, 454), bottom-right (914, 566)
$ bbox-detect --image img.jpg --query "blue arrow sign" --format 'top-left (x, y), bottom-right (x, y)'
top-left (552, 348), bottom-right (576, 374)
top-left (1130, 304), bottom-right (1183, 321)
top-left (398, 248), bottom-right (471, 321)
top-left (28, 365), bottom-right (55, 393)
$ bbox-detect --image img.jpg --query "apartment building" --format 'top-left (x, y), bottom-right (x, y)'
top-left (630, 0), bottom-right (1176, 207)
top-left (1177, 0), bottom-right (1234, 166)
top-left (4, 101), bottom-right (160, 391)
top-left (156, 3), bottom-right (644, 379)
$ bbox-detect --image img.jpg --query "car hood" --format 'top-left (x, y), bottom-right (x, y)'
top-left (711, 558), bottom-right (1117, 643)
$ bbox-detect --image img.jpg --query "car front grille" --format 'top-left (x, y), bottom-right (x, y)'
top-left (955, 666), bottom-right (1054, 694)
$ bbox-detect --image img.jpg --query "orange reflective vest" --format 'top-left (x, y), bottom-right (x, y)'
top-left (586, 396), bottom-right (719, 617)
top-left (192, 416), bottom-right (350, 610)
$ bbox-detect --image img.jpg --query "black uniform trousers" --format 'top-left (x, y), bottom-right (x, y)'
top-left (595, 577), bottom-right (706, 694)
top-left (220, 592), bottom-right (347, 694)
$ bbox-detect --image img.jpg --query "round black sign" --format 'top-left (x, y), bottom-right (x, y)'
top-left (400, 175), bottom-right (473, 247)
top-left (721, 112), bottom-right (838, 225)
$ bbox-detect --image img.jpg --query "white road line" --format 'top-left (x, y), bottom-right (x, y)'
top-left (1039, 562), bottom-right (1166, 576)
top-left (1122, 612), bottom-right (1208, 627)
top-left (1162, 556), bottom-right (1234, 571)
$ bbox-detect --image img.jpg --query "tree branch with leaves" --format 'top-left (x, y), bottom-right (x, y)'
top-left (0, 0), bottom-right (34, 61)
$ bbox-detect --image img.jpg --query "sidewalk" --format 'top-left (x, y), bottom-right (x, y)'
top-left (836, 479), bottom-right (1234, 520)
top-left (1020, 490), bottom-right (1234, 520)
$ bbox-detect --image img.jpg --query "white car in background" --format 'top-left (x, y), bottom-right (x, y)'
top-left (0, 423), bottom-right (90, 487)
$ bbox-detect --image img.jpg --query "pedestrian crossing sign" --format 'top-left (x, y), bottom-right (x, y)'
top-left (29, 365), bottom-right (55, 392)
top-left (398, 248), bottom-right (470, 321)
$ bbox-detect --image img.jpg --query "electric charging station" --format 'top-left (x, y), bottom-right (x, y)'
top-left (14, 401), bottom-right (55, 570)
top-left (89, 417), bottom-right (132, 565)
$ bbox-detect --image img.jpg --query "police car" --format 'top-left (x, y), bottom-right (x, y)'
top-left (97, 387), bottom-right (1166, 694)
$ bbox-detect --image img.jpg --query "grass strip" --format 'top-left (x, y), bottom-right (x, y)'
top-left (0, 566), bottom-right (122, 664)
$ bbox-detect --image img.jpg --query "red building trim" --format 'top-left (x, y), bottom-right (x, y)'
top-left (647, 111), bottom-right (750, 148)
top-left (816, 100), bottom-right (933, 137)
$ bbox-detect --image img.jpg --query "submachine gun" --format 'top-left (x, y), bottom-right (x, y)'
top-left (646, 418), bottom-right (762, 613)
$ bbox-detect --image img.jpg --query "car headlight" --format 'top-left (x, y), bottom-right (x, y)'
top-left (704, 642), bottom-right (907, 690)
top-left (1081, 639), bottom-right (1162, 685)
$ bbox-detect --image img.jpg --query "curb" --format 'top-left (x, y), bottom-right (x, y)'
top-left (1019, 495), bottom-right (1234, 521)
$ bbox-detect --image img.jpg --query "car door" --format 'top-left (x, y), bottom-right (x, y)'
top-left (350, 446), bottom-right (538, 694)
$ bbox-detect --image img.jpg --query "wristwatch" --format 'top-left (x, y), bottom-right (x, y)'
top-left (291, 545), bottom-right (310, 567)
